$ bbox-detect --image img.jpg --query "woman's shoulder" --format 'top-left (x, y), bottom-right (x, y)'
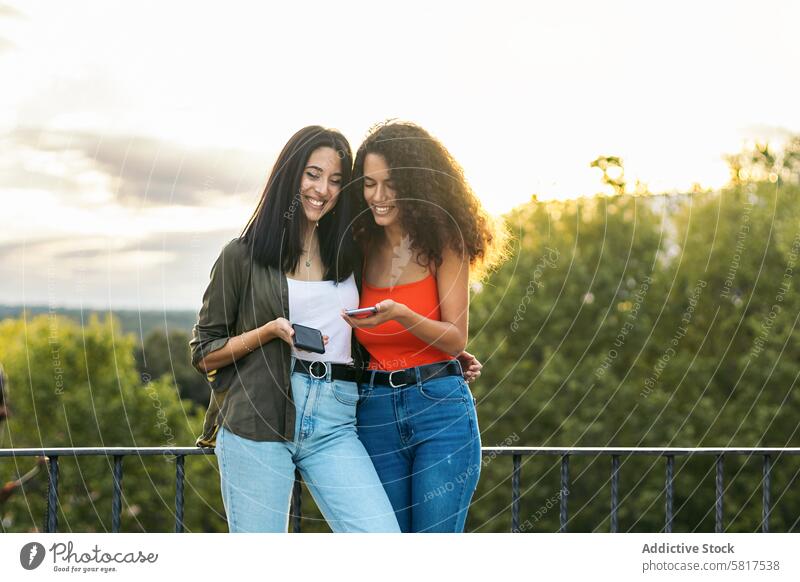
top-left (431, 244), bottom-right (468, 280)
top-left (206, 238), bottom-right (253, 283)
top-left (218, 237), bottom-right (251, 263)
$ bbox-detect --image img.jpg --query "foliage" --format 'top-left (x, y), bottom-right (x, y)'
top-left (466, 139), bottom-right (800, 532)
top-left (0, 314), bottom-right (225, 532)
top-left (135, 329), bottom-right (210, 408)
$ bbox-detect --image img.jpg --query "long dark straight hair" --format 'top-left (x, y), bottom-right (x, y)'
top-left (241, 126), bottom-right (358, 282)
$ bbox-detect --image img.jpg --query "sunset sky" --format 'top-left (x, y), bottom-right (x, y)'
top-left (1, 1), bottom-right (799, 309)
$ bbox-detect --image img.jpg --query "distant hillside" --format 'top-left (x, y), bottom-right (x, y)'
top-left (0, 305), bottom-right (197, 341)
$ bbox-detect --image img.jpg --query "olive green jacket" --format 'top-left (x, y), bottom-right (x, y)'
top-left (190, 238), bottom-right (368, 447)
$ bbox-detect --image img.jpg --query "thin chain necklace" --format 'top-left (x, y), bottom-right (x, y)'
top-left (302, 222), bottom-right (319, 269)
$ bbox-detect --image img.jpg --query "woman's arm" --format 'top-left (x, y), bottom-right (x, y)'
top-left (195, 318), bottom-right (294, 373)
top-left (190, 240), bottom-right (305, 374)
top-left (343, 246), bottom-right (470, 356)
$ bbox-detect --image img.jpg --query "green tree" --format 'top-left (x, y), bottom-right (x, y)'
top-left (465, 139), bottom-right (800, 532)
top-left (0, 314), bottom-right (225, 532)
top-left (591, 155), bottom-right (627, 195)
top-left (135, 328), bottom-right (210, 408)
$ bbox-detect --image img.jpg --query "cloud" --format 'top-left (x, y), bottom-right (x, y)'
top-left (0, 4), bottom-right (25, 18)
top-left (0, 3), bottom-right (24, 55)
top-left (0, 236), bottom-right (76, 260)
top-left (6, 127), bottom-right (271, 207)
top-left (0, 229), bottom-right (241, 309)
top-left (47, 230), bottom-right (237, 263)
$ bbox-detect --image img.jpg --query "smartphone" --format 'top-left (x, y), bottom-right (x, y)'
top-left (291, 323), bottom-right (326, 354)
top-left (344, 306), bottom-right (379, 318)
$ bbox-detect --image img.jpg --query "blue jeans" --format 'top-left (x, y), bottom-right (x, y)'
top-left (214, 368), bottom-right (400, 532)
top-left (357, 371), bottom-right (482, 532)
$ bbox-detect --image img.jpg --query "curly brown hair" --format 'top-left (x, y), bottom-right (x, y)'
top-left (350, 120), bottom-right (508, 280)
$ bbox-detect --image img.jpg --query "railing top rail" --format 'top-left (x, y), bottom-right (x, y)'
top-left (1, 446), bottom-right (799, 458)
top-left (483, 447), bottom-right (800, 456)
top-left (0, 447), bottom-right (214, 457)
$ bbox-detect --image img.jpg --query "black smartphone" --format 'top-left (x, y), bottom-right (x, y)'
top-left (291, 323), bottom-right (326, 354)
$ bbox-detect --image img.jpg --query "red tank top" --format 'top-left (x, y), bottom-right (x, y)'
top-left (356, 271), bottom-right (455, 371)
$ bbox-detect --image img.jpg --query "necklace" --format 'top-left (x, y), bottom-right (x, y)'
top-left (300, 247), bottom-right (312, 268)
top-left (303, 222), bottom-right (319, 268)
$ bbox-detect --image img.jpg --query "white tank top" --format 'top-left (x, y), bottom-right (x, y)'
top-left (287, 273), bottom-right (358, 364)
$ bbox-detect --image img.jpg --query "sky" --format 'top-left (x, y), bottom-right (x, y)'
top-left (1, 0), bottom-right (799, 309)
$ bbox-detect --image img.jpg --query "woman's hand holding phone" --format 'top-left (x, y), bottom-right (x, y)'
top-left (341, 300), bottom-right (408, 329)
top-left (263, 318), bottom-right (294, 346)
top-left (262, 318), bottom-right (328, 348)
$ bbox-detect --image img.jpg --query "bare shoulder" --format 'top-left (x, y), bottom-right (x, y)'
top-left (434, 245), bottom-right (468, 277)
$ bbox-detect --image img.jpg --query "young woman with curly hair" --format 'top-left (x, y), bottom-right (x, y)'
top-left (342, 121), bottom-right (507, 532)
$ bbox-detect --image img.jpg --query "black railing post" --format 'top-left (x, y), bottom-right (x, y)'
top-left (511, 454), bottom-right (521, 532)
top-left (559, 454), bottom-right (569, 532)
top-left (45, 455), bottom-right (59, 533)
top-left (174, 455), bottom-right (185, 533)
top-left (762, 454), bottom-right (771, 533)
top-left (610, 455), bottom-right (619, 533)
top-left (291, 469), bottom-right (302, 533)
top-left (665, 454), bottom-right (674, 533)
top-left (112, 455), bottom-right (123, 533)
top-left (715, 454), bottom-right (724, 533)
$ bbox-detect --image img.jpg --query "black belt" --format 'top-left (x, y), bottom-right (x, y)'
top-left (292, 359), bottom-right (359, 382)
top-left (367, 360), bottom-right (462, 388)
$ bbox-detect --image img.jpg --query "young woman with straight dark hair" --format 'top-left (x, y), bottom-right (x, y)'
top-left (343, 120), bottom-right (507, 532)
top-left (190, 126), bottom-right (400, 532)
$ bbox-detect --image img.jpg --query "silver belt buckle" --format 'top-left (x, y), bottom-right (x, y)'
top-left (309, 361), bottom-right (328, 380)
top-left (388, 370), bottom-right (407, 388)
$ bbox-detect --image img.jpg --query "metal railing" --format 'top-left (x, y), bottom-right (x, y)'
top-left (494, 447), bottom-right (800, 533)
top-left (1, 446), bottom-right (798, 533)
top-left (0, 447), bottom-right (212, 534)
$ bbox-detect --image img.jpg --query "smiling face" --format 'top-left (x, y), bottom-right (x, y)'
top-left (363, 153), bottom-right (399, 227)
top-left (299, 146), bottom-right (343, 223)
